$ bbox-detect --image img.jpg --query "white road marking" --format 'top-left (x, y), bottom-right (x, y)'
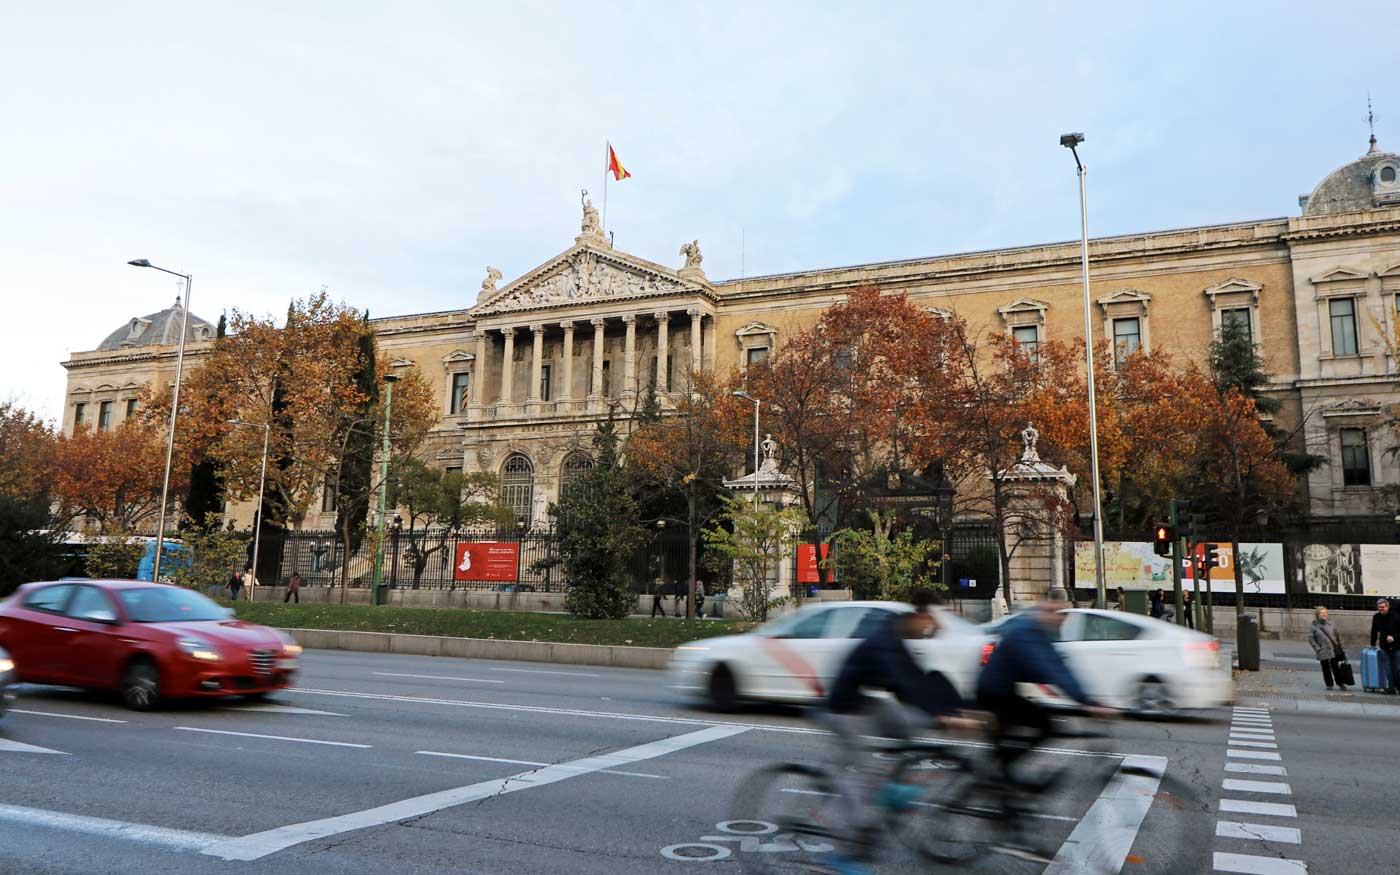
top-left (1226, 749), bottom-right (1282, 761)
top-left (0, 803), bottom-right (228, 852)
top-left (9, 708), bottom-right (127, 724)
top-left (1231, 721), bottom-right (1273, 728)
top-left (415, 750), bottom-right (666, 780)
top-left (1221, 779), bottom-right (1291, 795)
top-left (778, 788), bottom-right (1079, 822)
top-left (174, 728), bottom-right (371, 749)
top-left (0, 738), bottom-right (67, 755)
top-left (488, 667), bottom-right (602, 678)
top-left (203, 724), bottom-right (748, 861)
top-left (1213, 851), bottom-right (1307, 874)
top-left (1225, 763), bottom-right (1287, 776)
top-left (1232, 708), bottom-right (1269, 714)
top-left (223, 704), bottom-right (348, 717)
top-left (372, 672), bottom-right (505, 684)
top-left (1229, 731), bottom-right (1275, 738)
top-left (1227, 740), bottom-right (1278, 749)
top-left (1220, 799), bottom-right (1296, 818)
top-left (1041, 754), bottom-right (1167, 875)
top-left (1216, 822), bottom-right (1301, 844)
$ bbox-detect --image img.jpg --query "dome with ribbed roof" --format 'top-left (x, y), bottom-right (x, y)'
top-left (1301, 136), bottom-right (1400, 216)
top-left (97, 298), bottom-right (215, 351)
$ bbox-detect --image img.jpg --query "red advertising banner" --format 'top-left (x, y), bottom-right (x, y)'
top-left (796, 544), bottom-right (832, 584)
top-left (453, 542), bottom-right (520, 582)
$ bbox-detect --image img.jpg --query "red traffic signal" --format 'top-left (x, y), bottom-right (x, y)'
top-left (1153, 524), bottom-right (1173, 557)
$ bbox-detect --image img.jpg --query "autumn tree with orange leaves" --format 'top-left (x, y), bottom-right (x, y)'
top-left (51, 417), bottom-right (178, 534)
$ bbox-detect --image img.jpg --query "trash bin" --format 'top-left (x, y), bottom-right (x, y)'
top-left (711, 593), bottom-right (726, 619)
top-left (1237, 612), bottom-right (1260, 672)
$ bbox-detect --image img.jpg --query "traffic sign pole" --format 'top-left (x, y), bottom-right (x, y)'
top-left (1169, 500), bottom-right (1185, 626)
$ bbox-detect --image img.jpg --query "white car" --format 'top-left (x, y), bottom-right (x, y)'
top-left (981, 608), bottom-right (1233, 715)
top-left (668, 601), bottom-right (989, 711)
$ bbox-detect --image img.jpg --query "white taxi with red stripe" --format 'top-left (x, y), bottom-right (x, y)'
top-left (667, 601), bottom-right (987, 711)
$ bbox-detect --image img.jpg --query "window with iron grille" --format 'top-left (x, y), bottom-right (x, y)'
top-left (561, 453), bottom-right (594, 494)
top-left (502, 454), bottom-right (534, 521)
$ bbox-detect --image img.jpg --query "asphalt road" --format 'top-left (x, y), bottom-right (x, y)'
top-left (0, 649), bottom-right (1385, 875)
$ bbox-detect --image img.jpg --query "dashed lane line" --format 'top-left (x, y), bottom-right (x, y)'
top-left (1215, 822), bottom-right (1301, 844)
top-left (371, 672), bottom-right (505, 684)
top-left (1220, 779), bottom-right (1291, 795)
top-left (1227, 741), bottom-right (1278, 749)
top-left (0, 803), bottom-right (228, 852)
top-left (1214, 708), bottom-right (1307, 874)
top-left (1219, 800), bottom-right (1296, 818)
top-left (487, 667), bottom-right (602, 678)
top-left (173, 728), bottom-right (372, 749)
top-left (1225, 749), bottom-right (1281, 761)
top-left (9, 709), bottom-right (127, 724)
top-left (1213, 852), bottom-right (1307, 874)
top-left (1225, 763), bottom-right (1286, 776)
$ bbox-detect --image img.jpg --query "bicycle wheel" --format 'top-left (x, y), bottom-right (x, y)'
top-left (727, 763), bottom-right (842, 875)
top-left (886, 748), bottom-right (995, 866)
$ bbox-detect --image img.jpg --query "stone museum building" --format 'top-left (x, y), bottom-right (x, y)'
top-left (61, 138), bottom-right (1400, 530)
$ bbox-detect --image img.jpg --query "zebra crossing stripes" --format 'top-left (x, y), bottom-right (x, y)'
top-left (1214, 707), bottom-right (1307, 874)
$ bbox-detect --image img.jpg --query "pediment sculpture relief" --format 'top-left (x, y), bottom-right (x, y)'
top-left (481, 255), bottom-right (690, 314)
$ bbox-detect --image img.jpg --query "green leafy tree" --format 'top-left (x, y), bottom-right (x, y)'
top-left (84, 537), bottom-right (146, 580)
top-left (833, 510), bottom-right (941, 602)
top-left (389, 457), bottom-right (511, 585)
top-left (0, 494), bottom-right (70, 596)
top-left (703, 495), bottom-right (806, 621)
top-left (554, 419), bottom-right (646, 619)
top-left (168, 527), bottom-right (250, 593)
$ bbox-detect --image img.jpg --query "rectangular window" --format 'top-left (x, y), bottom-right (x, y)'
top-left (1011, 325), bottom-right (1040, 362)
top-left (449, 372), bottom-right (471, 414)
top-left (1341, 428), bottom-right (1372, 486)
top-left (74, 402), bottom-right (86, 428)
top-left (1112, 317), bottom-right (1141, 364)
top-left (746, 346), bottom-right (770, 367)
top-left (445, 466), bottom-right (462, 477)
top-left (125, 398), bottom-right (139, 420)
top-left (601, 360), bottom-right (611, 396)
top-left (1330, 298), bottom-right (1359, 356)
top-left (1221, 308), bottom-right (1253, 346)
top-left (665, 354), bottom-right (673, 392)
top-left (97, 401), bottom-right (112, 431)
top-left (321, 476), bottom-right (338, 513)
top-left (539, 364), bottom-right (552, 402)
top-left (833, 343), bottom-right (854, 371)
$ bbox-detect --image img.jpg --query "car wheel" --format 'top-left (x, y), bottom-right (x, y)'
top-left (1135, 677), bottom-right (1175, 718)
top-left (121, 660), bottom-right (161, 711)
top-left (708, 665), bottom-right (738, 713)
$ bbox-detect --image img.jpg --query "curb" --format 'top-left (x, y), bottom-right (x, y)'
top-left (280, 627), bottom-right (672, 671)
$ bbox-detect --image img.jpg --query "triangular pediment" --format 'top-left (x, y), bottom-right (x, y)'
top-left (388, 356), bottom-right (416, 369)
top-left (441, 349), bottom-right (474, 365)
top-left (1311, 267), bottom-right (1368, 284)
top-left (472, 242), bottom-right (714, 318)
top-left (1378, 263), bottom-right (1400, 278)
top-left (997, 298), bottom-right (1049, 316)
top-left (1097, 288), bottom-right (1152, 306)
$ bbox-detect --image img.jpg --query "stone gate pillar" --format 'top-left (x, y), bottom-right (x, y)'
top-left (991, 423), bottom-right (1077, 609)
top-left (721, 435), bottom-right (804, 610)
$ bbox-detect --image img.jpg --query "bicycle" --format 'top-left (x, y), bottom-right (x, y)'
top-left (727, 714), bottom-right (1193, 874)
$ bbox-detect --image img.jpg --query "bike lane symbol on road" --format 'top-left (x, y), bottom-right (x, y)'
top-left (661, 820), bottom-right (834, 862)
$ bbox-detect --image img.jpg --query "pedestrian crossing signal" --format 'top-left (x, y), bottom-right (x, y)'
top-left (1153, 524), bottom-right (1173, 557)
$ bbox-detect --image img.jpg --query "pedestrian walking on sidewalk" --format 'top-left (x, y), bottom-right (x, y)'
top-left (1149, 589), bottom-right (1166, 620)
top-left (694, 580), bottom-right (705, 618)
top-left (1310, 607), bottom-right (1350, 691)
top-left (1182, 590), bottom-right (1195, 630)
top-left (1370, 598), bottom-right (1400, 694)
top-left (673, 578), bottom-right (687, 617)
top-left (650, 578), bottom-right (669, 618)
top-left (228, 569), bottom-right (243, 602)
top-left (241, 567), bottom-right (257, 602)
top-left (285, 572), bottom-right (302, 604)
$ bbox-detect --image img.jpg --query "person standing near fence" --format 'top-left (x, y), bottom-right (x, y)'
top-left (241, 567), bottom-right (257, 602)
top-left (650, 578), bottom-right (668, 618)
top-left (1370, 598), bottom-right (1400, 694)
top-left (228, 569), bottom-right (243, 602)
top-left (1309, 607), bottom-right (1350, 691)
top-left (285, 572), bottom-right (302, 604)
top-left (694, 580), bottom-right (705, 617)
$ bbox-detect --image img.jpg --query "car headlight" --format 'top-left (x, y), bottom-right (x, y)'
top-left (176, 638), bottom-right (222, 662)
top-left (281, 642), bottom-right (303, 658)
top-left (0, 658), bottom-right (13, 674)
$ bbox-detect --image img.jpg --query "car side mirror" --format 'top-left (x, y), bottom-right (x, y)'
top-left (85, 609), bottom-right (119, 625)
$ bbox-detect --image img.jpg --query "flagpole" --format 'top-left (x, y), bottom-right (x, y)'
top-left (601, 141), bottom-right (609, 234)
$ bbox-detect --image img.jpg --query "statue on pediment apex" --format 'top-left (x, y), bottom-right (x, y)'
top-left (581, 190), bottom-right (601, 236)
top-left (477, 267), bottom-right (502, 302)
top-left (679, 239), bottom-right (703, 270)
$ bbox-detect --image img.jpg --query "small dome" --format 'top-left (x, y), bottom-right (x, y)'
top-left (97, 298), bottom-right (215, 350)
top-left (1301, 140), bottom-right (1400, 216)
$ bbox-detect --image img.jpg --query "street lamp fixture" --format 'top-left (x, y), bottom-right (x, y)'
top-left (129, 258), bottom-right (193, 584)
top-left (1059, 132), bottom-right (1107, 609)
top-left (731, 390), bottom-right (761, 502)
top-left (370, 373), bottom-right (400, 606)
top-left (227, 419), bottom-right (271, 599)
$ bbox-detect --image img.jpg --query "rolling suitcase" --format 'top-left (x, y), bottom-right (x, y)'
top-left (1361, 647), bottom-right (1390, 692)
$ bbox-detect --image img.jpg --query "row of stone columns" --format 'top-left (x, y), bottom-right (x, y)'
top-left (472, 308), bottom-right (706, 410)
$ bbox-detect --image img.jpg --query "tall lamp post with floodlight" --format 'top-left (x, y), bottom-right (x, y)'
top-left (228, 419), bottom-right (270, 597)
top-left (370, 373), bottom-right (400, 606)
top-left (1059, 133), bottom-right (1107, 609)
top-left (731, 390), bottom-right (760, 502)
top-left (128, 258), bottom-right (192, 584)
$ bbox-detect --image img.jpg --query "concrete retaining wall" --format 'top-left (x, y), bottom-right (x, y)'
top-left (282, 627), bottom-right (672, 670)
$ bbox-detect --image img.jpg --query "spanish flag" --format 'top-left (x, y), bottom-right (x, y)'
top-left (607, 143), bottom-right (631, 181)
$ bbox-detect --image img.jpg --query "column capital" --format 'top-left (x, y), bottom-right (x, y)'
top-left (621, 313), bottom-right (636, 325)
top-left (686, 307), bottom-right (703, 319)
top-left (529, 323), bottom-right (545, 336)
top-left (653, 310), bottom-right (670, 323)
top-left (559, 319), bottom-right (576, 331)
top-left (499, 325), bottom-right (517, 337)
top-left (589, 316), bottom-right (606, 328)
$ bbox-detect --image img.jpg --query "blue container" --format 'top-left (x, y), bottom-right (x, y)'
top-left (1361, 647), bottom-right (1391, 692)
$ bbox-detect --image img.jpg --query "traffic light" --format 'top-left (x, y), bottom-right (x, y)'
top-left (1203, 542), bottom-right (1221, 570)
top-left (1153, 524), bottom-right (1174, 557)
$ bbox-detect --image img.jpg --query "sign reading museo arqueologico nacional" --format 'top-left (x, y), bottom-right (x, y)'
top-left (453, 542), bottom-right (520, 582)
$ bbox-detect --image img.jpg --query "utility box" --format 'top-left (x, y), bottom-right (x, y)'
top-left (1237, 613), bottom-right (1261, 671)
top-left (1122, 590), bottom-right (1149, 615)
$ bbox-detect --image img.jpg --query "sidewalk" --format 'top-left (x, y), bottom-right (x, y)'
top-left (1232, 640), bottom-right (1400, 720)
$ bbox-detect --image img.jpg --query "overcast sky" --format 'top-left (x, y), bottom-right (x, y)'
top-left (3, 2), bottom-right (1397, 423)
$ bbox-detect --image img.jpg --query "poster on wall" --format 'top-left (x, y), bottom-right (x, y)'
top-left (453, 542), bottom-right (520, 582)
top-left (1359, 544), bottom-right (1400, 597)
top-left (1184, 542), bottom-right (1286, 595)
top-left (796, 544), bottom-right (832, 585)
top-left (1073, 541), bottom-right (1174, 591)
top-left (1303, 544), bottom-right (1363, 595)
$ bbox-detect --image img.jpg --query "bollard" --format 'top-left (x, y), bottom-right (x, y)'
top-left (1237, 612), bottom-right (1260, 672)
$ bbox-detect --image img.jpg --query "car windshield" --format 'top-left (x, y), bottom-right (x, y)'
top-left (117, 587), bottom-right (227, 623)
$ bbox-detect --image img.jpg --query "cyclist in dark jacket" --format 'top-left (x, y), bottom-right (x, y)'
top-left (978, 595), bottom-right (1109, 781)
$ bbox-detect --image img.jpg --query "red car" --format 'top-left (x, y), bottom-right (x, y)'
top-left (0, 580), bottom-right (301, 710)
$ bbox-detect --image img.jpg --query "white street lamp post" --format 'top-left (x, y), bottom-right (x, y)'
top-left (1060, 133), bottom-right (1108, 609)
top-left (732, 391), bottom-right (760, 501)
top-left (128, 259), bottom-right (192, 584)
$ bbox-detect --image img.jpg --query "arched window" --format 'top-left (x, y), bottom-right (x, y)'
top-left (560, 453), bottom-right (594, 493)
top-left (501, 454), bottom-right (534, 522)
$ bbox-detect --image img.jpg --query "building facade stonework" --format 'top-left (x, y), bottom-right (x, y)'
top-left (61, 141), bottom-right (1400, 528)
